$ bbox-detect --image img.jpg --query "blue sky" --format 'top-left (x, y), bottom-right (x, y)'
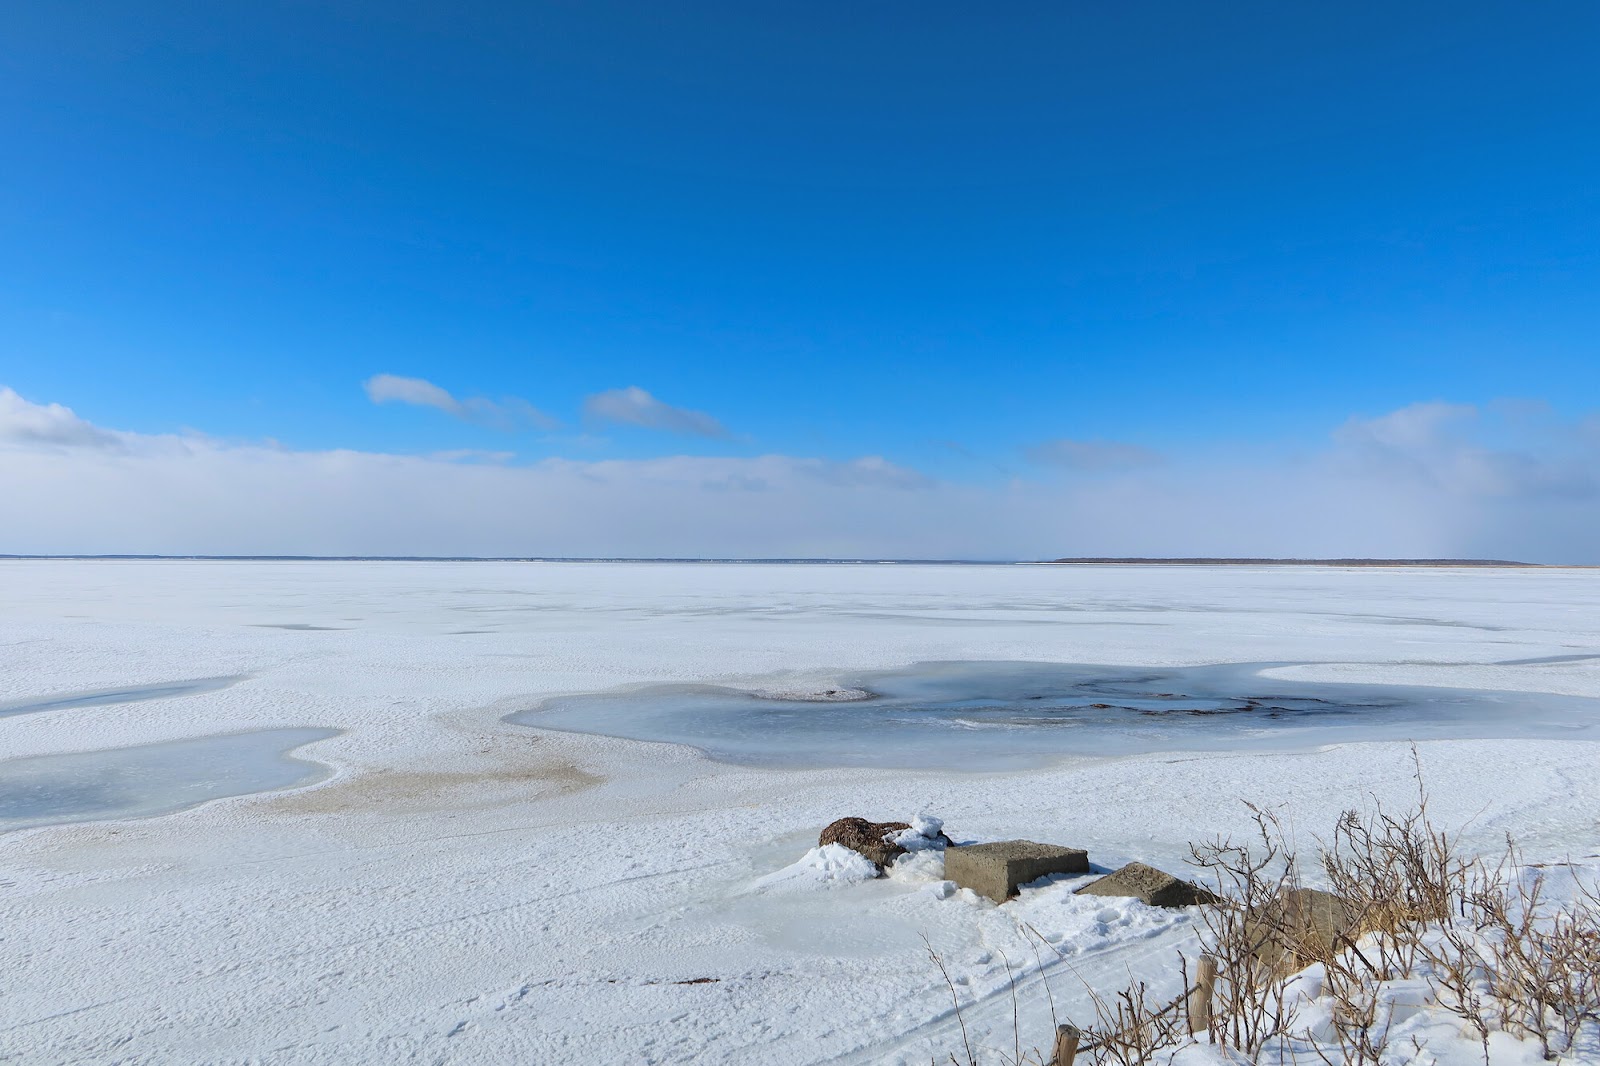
top-left (2, 3), bottom-right (1598, 557)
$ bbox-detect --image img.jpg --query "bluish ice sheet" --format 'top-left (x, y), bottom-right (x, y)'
top-left (0, 676), bottom-right (246, 719)
top-left (0, 728), bottom-right (338, 832)
top-left (509, 660), bottom-right (1600, 770)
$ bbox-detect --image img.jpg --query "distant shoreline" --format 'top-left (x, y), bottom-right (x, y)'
top-left (1043, 557), bottom-right (1548, 567)
top-left (0, 555), bottom-right (997, 564)
top-left (0, 555), bottom-right (1585, 567)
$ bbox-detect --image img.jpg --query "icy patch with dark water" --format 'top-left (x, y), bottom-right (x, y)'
top-left (509, 660), bottom-right (1600, 770)
top-left (0, 676), bottom-right (247, 719)
top-left (0, 728), bottom-right (338, 832)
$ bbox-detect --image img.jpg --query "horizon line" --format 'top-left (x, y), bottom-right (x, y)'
top-left (0, 554), bottom-right (1576, 567)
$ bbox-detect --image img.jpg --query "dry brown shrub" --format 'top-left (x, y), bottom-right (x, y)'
top-left (1186, 802), bottom-right (1302, 1061)
top-left (1079, 974), bottom-right (1186, 1066)
top-left (926, 760), bottom-right (1600, 1064)
top-left (1431, 843), bottom-right (1600, 1060)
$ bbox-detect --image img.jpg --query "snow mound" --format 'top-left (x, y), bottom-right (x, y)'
top-left (748, 843), bottom-right (881, 893)
top-left (885, 814), bottom-right (949, 883)
top-left (891, 814), bottom-right (945, 850)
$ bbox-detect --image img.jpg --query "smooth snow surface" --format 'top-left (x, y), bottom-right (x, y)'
top-left (2, 560), bottom-right (1599, 1065)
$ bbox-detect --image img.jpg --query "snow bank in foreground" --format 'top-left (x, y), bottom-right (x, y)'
top-left (888, 859), bottom-right (1600, 1066)
top-left (976, 848), bottom-right (1600, 1066)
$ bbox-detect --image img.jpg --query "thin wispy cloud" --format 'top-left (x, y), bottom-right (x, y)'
top-left (363, 374), bottom-right (558, 431)
top-left (427, 449), bottom-right (516, 465)
top-left (583, 386), bottom-right (728, 438)
top-left (1025, 438), bottom-right (1163, 471)
top-left (1335, 401), bottom-right (1477, 451)
top-left (798, 455), bottom-right (931, 490)
top-left (937, 440), bottom-right (1014, 478)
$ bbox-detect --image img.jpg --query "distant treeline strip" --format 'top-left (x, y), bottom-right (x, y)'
top-left (1045, 558), bottom-right (1538, 567)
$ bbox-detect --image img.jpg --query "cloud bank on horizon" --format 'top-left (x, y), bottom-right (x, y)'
top-left (2, 385), bottom-right (1595, 562)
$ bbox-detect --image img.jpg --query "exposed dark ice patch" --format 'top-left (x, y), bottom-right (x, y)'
top-left (0, 728), bottom-right (339, 832)
top-left (249, 623), bottom-right (349, 631)
top-left (0, 676), bottom-right (248, 719)
top-left (1493, 653), bottom-right (1600, 666)
top-left (508, 660), bottom-right (1600, 771)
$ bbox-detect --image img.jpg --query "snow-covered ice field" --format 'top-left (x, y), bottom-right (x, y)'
top-left (2, 560), bottom-right (1598, 1064)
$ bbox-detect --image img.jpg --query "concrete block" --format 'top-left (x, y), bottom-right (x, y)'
top-left (1074, 862), bottom-right (1218, 908)
top-left (943, 840), bottom-right (1089, 903)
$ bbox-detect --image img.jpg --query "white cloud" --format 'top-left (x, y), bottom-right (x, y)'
top-left (363, 374), bottom-right (557, 431)
top-left (2, 387), bottom-right (1598, 562)
top-left (0, 387), bottom-right (123, 449)
top-left (1026, 438), bottom-right (1163, 471)
top-left (583, 386), bottom-right (727, 437)
top-left (1334, 401), bottom-right (1597, 500)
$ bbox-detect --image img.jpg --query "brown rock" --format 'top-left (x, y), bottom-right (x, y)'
top-left (819, 817), bottom-right (914, 868)
top-left (1075, 862), bottom-right (1219, 908)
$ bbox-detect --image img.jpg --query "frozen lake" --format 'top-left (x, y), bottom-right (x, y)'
top-left (0, 727), bottom-right (337, 832)
top-left (515, 658), bottom-right (1600, 768)
top-left (1, 560), bottom-right (1598, 1065)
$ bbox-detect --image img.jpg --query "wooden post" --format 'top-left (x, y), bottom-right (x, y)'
top-left (1188, 955), bottom-right (1218, 1036)
top-left (1049, 1023), bottom-right (1081, 1066)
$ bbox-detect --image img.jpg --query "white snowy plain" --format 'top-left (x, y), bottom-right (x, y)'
top-left (1, 560), bottom-right (1598, 1065)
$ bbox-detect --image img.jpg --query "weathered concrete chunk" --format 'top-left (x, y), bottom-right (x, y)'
top-left (943, 840), bottom-right (1089, 903)
top-left (819, 817), bottom-right (913, 868)
top-left (1253, 887), bottom-right (1361, 970)
top-left (1075, 862), bottom-right (1219, 908)
top-left (1281, 887), bottom-right (1358, 955)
